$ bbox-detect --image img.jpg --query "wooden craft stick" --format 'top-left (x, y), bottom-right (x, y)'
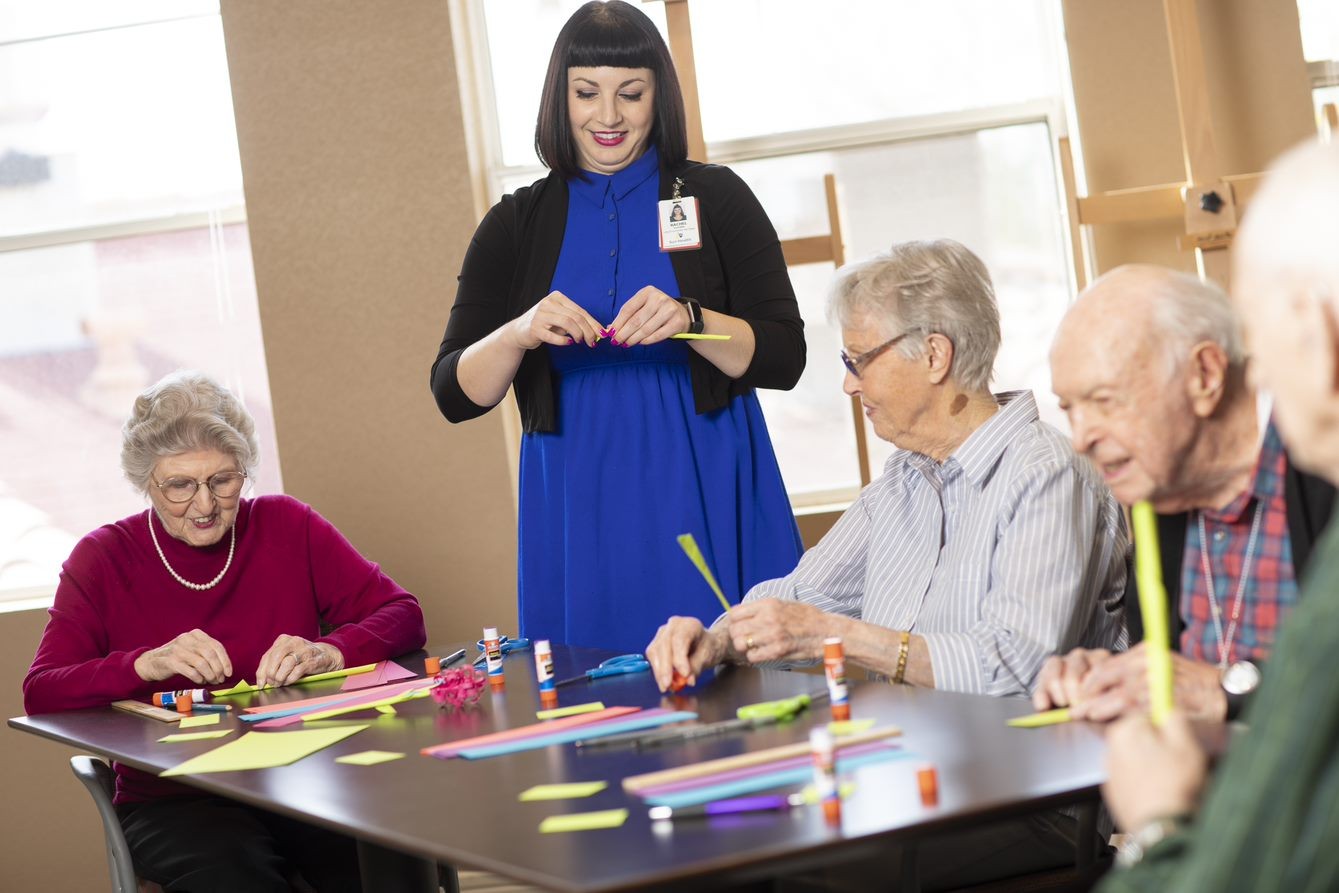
top-left (621, 725), bottom-right (901, 793)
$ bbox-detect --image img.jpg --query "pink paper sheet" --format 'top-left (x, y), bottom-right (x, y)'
top-left (341, 660), bottom-right (419, 690)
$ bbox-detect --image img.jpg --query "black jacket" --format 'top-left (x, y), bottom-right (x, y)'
top-left (431, 161), bottom-right (806, 434)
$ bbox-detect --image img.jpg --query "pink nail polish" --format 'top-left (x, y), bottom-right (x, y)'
top-left (566, 336), bottom-right (575, 344)
top-left (608, 328), bottom-right (617, 337)
top-left (611, 339), bottom-right (621, 347)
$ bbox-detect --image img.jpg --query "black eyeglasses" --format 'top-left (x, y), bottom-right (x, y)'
top-left (152, 471), bottom-right (247, 504)
top-left (840, 332), bottom-right (910, 379)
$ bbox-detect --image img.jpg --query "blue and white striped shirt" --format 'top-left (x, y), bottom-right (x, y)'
top-left (746, 390), bottom-right (1128, 697)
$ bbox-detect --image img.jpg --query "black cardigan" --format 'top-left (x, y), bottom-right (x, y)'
top-left (1126, 455), bottom-right (1335, 646)
top-left (430, 161), bottom-right (806, 434)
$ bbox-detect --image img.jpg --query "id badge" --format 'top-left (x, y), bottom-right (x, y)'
top-left (658, 196), bottom-right (702, 252)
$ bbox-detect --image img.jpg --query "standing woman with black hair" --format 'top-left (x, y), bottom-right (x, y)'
top-left (431, 1), bottom-right (804, 654)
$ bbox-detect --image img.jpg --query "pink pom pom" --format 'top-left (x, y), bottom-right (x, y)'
top-left (430, 667), bottom-right (488, 709)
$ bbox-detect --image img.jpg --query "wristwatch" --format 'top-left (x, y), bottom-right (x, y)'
top-left (1116, 816), bottom-right (1183, 868)
top-left (676, 296), bottom-right (705, 335)
top-left (1221, 660), bottom-right (1261, 720)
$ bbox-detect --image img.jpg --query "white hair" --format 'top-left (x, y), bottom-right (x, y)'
top-left (1086, 265), bottom-right (1244, 374)
top-left (827, 239), bottom-right (1000, 393)
top-left (121, 371), bottom-right (259, 495)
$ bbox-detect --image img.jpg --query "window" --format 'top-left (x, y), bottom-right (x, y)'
top-left (471, 0), bottom-right (1070, 504)
top-left (0, 5), bottom-right (278, 601)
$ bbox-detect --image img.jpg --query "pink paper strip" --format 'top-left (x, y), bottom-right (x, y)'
top-left (341, 660), bottom-right (418, 691)
top-left (633, 741), bottom-right (899, 797)
top-left (252, 679), bottom-right (436, 728)
top-left (243, 678), bottom-right (428, 716)
top-left (420, 706), bottom-right (644, 757)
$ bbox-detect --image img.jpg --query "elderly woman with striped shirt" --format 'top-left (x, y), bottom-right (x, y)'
top-left (646, 239), bottom-right (1127, 888)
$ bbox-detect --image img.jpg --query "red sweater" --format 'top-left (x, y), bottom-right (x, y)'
top-left (23, 494), bottom-right (426, 802)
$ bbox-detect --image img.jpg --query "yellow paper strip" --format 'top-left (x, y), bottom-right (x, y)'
top-left (178, 713), bottom-right (222, 729)
top-left (536, 701), bottom-right (606, 720)
top-left (828, 719), bottom-right (876, 736)
top-left (161, 725), bottom-right (368, 776)
top-left (335, 750), bottom-right (405, 766)
top-left (210, 664), bottom-right (377, 697)
top-left (676, 533), bottom-right (732, 612)
top-left (539, 809), bottom-right (628, 834)
top-left (670, 333), bottom-right (732, 340)
top-left (519, 782), bottom-right (609, 801)
top-left (159, 730), bottom-right (234, 743)
top-left (1131, 501), bottom-right (1174, 726)
top-left (1007, 708), bottom-right (1073, 728)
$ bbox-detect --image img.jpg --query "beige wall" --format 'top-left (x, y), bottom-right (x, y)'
top-left (1063, 0), bottom-right (1314, 276)
top-left (218, 0), bottom-right (518, 644)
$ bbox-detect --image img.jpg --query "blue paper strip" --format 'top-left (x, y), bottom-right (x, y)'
top-left (642, 747), bottom-right (915, 809)
top-left (236, 694), bottom-right (368, 722)
top-left (452, 711), bottom-right (699, 759)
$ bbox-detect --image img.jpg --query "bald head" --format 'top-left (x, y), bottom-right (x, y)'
top-left (1050, 265), bottom-right (1251, 510)
top-left (1233, 141), bottom-right (1339, 476)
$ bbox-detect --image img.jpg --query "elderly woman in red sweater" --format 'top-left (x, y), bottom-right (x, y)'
top-left (23, 370), bottom-right (426, 893)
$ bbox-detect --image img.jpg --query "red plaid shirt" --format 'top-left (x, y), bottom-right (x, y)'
top-left (1179, 422), bottom-right (1299, 665)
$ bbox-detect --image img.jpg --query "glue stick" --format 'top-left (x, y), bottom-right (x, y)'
top-left (152, 688), bottom-right (207, 709)
top-left (424, 655), bottom-right (441, 675)
top-left (483, 627), bottom-right (505, 686)
top-left (823, 637), bottom-right (851, 721)
top-left (534, 639), bottom-right (556, 706)
top-left (809, 727), bottom-right (841, 825)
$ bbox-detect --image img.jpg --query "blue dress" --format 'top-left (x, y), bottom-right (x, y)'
top-left (517, 148), bottom-right (803, 653)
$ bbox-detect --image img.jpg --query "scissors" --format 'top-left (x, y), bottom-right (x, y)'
top-left (553, 653), bottom-right (651, 688)
top-left (472, 635), bottom-right (532, 666)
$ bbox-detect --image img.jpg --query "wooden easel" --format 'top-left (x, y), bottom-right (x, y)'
top-left (1061, 0), bottom-right (1305, 289)
top-left (654, 0), bottom-right (872, 486)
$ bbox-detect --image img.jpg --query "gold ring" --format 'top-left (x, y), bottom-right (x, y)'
top-left (746, 636), bottom-right (756, 650)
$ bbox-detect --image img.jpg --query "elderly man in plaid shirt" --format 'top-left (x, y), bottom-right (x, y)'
top-left (1042, 261), bottom-right (1334, 724)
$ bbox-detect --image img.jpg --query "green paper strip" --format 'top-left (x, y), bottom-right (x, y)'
top-left (536, 701), bottom-right (606, 720)
top-left (1007, 708), bottom-right (1073, 728)
top-left (1131, 501), bottom-right (1174, 726)
top-left (519, 781), bottom-right (608, 801)
top-left (539, 809), bottom-right (628, 833)
top-left (159, 730), bottom-right (234, 743)
top-left (676, 533), bottom-right (732, 612)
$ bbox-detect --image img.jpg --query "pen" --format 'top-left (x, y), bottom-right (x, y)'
top-left (441, 648), bottom-right (467, 667)
top-left (649, 793), bottom-right (805, 820)
top-left (190, 703), bottom-right (233, 713)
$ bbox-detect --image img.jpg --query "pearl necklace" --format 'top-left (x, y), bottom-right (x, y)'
top-left (147, 509), bottom-right (236, 591)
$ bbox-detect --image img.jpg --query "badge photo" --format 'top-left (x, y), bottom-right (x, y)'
top-left (658, 196), bottom-right (702, 252)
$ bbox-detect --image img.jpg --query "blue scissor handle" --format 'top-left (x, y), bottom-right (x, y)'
top-left (587, 653), bottom-right (651, 680)
top-left (475, 635), bottom-right (532, 654)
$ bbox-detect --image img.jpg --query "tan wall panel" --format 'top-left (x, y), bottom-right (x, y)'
top-left (1064, 0), bottom-right (1313, 276)
top-left (219, 0), bottom-right (517, 643)
top-left (1, 608), bottom-right (108, 890)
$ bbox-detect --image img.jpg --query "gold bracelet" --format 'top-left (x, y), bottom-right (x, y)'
top-left (892, 630), bottom-right (911, 684)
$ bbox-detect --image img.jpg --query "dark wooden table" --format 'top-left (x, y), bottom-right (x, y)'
top-left (10, 643), bottom-right (1107, 892)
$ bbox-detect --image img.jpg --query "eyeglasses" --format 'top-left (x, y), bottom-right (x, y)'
top-left (840, 332), bottom-right (911, 379)
top-left (152, 471), bottom-right (248, 503)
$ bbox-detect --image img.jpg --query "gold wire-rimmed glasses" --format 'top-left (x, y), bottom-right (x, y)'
top-left (151, 471), bottom-right (247, 503)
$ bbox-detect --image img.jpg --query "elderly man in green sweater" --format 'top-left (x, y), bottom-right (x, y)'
top-left (1098, 140), bottom-right (1339, 890)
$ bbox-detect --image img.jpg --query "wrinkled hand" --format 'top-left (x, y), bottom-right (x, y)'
top-left (508, 291), bottom-right (603, 349)
top-left (726, 599), bottom-right (834, 664)
top-left (1032, 648), bottom-right (1114, 712)
top-left (605, 286), bottom-right (690, 347)
top-left (134, 628), bottom-right (233, 685)
top-left (646, 616), bottom-right (728, 692)
top-left (255, 635), bottom-right (344, 688)
top-left (1103, 710), bottom-right (1207, 831)
top-left (1075, 644), bottom-right (1227, 722)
